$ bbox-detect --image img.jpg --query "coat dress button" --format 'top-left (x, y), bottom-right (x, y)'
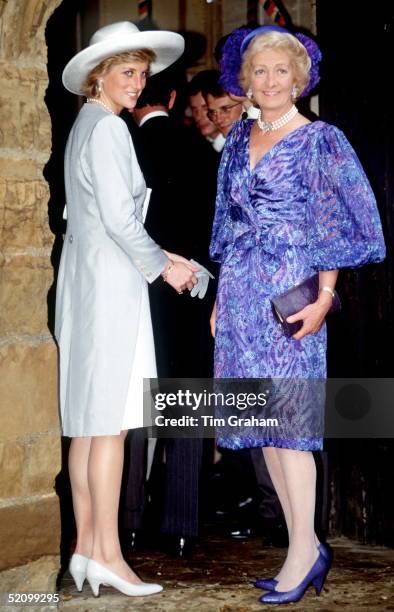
top-left (69, 234), bottom-right (73, 243)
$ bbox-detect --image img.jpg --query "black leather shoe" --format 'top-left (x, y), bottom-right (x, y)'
top-left (121, 529), bottom-right (143, 552)
top-left (230, 526), bottom-right (254, 539)
top-left (162, 534), bottom-right (196, 558)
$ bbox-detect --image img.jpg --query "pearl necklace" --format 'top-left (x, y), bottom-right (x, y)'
top-left (87, 98), bottom-right (116, 115)
top-left (257, 104), bottom-right (298, 132)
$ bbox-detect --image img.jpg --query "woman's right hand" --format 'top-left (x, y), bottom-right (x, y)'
top-left (162, 260), bottom-right (198, 293)
top-left (210, 300), bottom-right (217, 337)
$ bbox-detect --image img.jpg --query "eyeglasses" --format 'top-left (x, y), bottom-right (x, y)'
top-left (207, 102), bottom-right (242, 121)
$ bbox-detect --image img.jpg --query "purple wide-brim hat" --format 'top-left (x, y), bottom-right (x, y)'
top-left (220, 24), bottom-right (322, 98)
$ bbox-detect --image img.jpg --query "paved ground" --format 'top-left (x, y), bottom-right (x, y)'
top-left (1, 536), bottom-right (393, 611)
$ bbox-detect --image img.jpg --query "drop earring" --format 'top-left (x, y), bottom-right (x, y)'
top-left (247, 88), bottom-right (253, 100)
top-left (97, 80), bottom-right (103, 94)
top-left (291, 84), bottom-right (299, 100)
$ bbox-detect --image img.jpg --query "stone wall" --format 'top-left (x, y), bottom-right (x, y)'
top-left (0, 0), bottom-right (62, 570)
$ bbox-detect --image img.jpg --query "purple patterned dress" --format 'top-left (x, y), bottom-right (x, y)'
top-left (210, 120), bottom-right (385, 450)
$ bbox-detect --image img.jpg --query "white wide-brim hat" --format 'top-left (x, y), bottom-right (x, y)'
top-left (62, 21), bottom-right (185, 95)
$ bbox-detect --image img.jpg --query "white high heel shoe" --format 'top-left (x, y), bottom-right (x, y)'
top-left (86, 559), bottom-right (163, 597)
top-left (69, 553), bottom-right (89, 591)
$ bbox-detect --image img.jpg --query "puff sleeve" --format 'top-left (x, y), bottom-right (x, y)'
top-left (209, 122), bottom-right (242, 262)
top-left (306, 124), bottom-right (385, 271)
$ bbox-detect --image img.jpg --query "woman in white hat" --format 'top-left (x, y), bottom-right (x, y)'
top-left (56, 21), bottom-right (198, 597)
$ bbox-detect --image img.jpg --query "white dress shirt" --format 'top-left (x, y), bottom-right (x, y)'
top-left (138, 110), bottom-right (169, 126)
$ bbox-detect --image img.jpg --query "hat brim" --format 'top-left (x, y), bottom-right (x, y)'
top-left (62, 30), bottom-right (184, 95)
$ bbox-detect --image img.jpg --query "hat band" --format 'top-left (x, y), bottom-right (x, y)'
top-left (240, 25), bottom-right (290, 55)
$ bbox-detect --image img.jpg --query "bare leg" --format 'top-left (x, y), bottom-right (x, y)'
top-left (262, 447), bottom-right (293, 536)
top-left (262, 447), bottom-right (292, 583)
top-left (88, 430), bottom-right (142, 583)
top-left (68, 437), bottom-right (93, 557)
top-left (274, 448), bottom-right (319, 591)
top-left (262, 446), bottom-right (321, 581)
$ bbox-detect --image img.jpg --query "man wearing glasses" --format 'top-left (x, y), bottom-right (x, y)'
top-left (202, 76), bottom-right (243, 138)
top-left (188, 70), bottom-right (226, 153)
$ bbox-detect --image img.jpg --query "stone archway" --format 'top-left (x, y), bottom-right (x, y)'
top-left (0, 0), bottom-right (63, 570)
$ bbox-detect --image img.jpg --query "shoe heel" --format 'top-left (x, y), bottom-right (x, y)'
top-left (70, 568), bottom-right (85, 592)
top-left (87, 576), bottom-right (101, 597)
top-left (312, 571), bottom-right (325, 595)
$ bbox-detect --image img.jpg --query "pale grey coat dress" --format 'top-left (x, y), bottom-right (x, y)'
top-left (55, 103), bottom-right (168, 437)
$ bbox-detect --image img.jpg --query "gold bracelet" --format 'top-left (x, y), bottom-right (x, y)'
top-left (162, 261), bottom-right (174, 282)
top-left (319, 286), bottom-right (335, 299)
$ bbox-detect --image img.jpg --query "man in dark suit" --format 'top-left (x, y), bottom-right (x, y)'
top-left (121, 74), bottom-right (216, 556)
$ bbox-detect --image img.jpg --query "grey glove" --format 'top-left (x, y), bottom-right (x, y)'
top-left (189, 259), bottom-right (215, 299)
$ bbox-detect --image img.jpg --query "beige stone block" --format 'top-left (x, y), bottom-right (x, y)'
top-left (0, 555), bottom-right (59, 594)
top-left (0, 66), bottom-right (51, 152)
top-left (0, 0), bottom-right (63, 64)
top-left (0, 64), bottom-right (47, 83)
top-left (0, 255), bottom-right (53, 335)
top-left (24, 435), bottom-right (61, 495)
top-left (0, 156), bottom-right (44, 181)
top-left (0, 494), bottom-right (60, 571)
top-left (0, 441), bottom-right (26, 497)
top-left (0, 342), bottom-right (60, 439)
top-left (0, 179), bottom-right (53, 249)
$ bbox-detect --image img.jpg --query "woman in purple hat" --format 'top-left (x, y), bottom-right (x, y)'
top-left (210, 25), bottom-right (385, 605)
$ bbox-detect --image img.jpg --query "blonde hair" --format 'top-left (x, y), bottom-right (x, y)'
top-left (82, 49), bottom-right (156, 97)
top-left (239, 31), bottom-right (311, 95)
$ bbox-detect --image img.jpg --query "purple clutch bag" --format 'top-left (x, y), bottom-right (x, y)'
top-left (271, 274), bottom-right (341, 337)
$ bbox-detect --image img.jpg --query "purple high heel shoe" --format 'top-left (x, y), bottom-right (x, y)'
top-left (254, 542), bottom-right (331, 592)
top-left (258, 547), bottom-right (330, 604)
top-left (254, 577), bottom-right (278, 591)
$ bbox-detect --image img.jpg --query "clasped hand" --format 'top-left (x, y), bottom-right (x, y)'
top-left (286, 295), bottom-right (333, 340)
top-left (162, 251), bottom-right (214, 298)
top-left (162, 251), bottom-right (198, 292)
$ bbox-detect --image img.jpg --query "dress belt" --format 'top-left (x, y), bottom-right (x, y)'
top-left (222, 225), bottom-right (307, 276)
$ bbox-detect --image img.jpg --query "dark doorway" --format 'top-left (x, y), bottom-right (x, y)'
top-left (317, 1), bottom-right (393, 378)
top-left (316, 1), bottom-right (394, 546)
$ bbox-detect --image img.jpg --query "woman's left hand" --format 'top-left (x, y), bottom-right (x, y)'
top-left (287, 293), bottom-right (333, 341)
top-left (163, 250), bottom-right (200, 273)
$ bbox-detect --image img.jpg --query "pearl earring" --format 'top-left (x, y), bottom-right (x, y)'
top-left (97, 80), bottom-right (103, 94)
top-left (292, 84), bottom-right (299, 99)
top-left (247, 88), bottom-right (253, 100)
